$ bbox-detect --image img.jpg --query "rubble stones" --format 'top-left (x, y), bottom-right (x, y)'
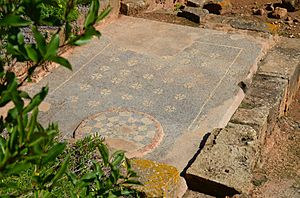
top-left (252, 8), bottom-right (265, 15)
top-left (203, 0), bottom-right (233, 15)
top-left (272, 7), bottom-right (288, 19)
top-left (178, 7), bottom-right (208, 23)
top-left (120, 0), bottom-right (149, 16)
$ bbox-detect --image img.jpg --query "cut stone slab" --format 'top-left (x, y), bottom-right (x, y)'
top-left (200, 15), bottom-right (279, 34)
top-left (229, 18), bottom-right (279, 33)
top-left (186, 124), bottom-right (258, 196)
top-left (131, 159), bottom-right (184, 197)
top-left (25, 16), bottom-right (268, 171)
top-left (258, 37), bottom-right (300, 110)
top-left (232, 74), bottom-right (288, 135)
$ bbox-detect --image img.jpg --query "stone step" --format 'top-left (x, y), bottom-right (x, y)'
top-left (183, 37), bottom-right (300, 196)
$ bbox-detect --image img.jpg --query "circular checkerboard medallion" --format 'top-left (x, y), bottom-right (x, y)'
top-left (73, 109), bottom-right (164, 158)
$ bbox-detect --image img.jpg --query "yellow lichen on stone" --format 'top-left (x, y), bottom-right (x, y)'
top-left (218, 0), bottom-right (232, 7)
top-left (265, 22), bottom-right (279, 34)
top-left (131, 159), bottom-right (181, 198)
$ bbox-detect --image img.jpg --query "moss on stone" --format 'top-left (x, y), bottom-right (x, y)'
top-left (131, 159), bottom-right (180, 197)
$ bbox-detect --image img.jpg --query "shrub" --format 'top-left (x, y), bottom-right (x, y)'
top-left (67, 136), bottom-right (143, 197)
top-left (0, 135), bottom-right (142, 197)
top-left (0, 0), bottom-right (141, 197)
top-left (40, 0), bottom-right (79, 26)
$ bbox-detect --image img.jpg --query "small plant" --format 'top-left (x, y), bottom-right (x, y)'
top-left (174, 2), bottom-right (184, 11)
top-left (0, 0), bottom-right (131, 197)
top-left (0, 135), bottom-right (142, 197)
top-left (40, 0), bottom-right (79, 26)
top-left (67, 135), bottom-right (105, 176)
top-left (67, 141), bottom-right (143, 197)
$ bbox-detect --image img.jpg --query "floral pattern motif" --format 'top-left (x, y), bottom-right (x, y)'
top-left (121, 94), bottom-right (133, 101)
top-left (91, 73), bottom-right (103, 80)
top-left (100, 89), bottom-right (112, 96)
top-left (142, 100), bottom-right (153, 107)
top-left (80, 83), bottom-right (91, 91)
top-left (127, 59), bottom-right (138, 66)
top-left (88, 100), bottom-right (101, 107)
top-left (162, 78), bottom-right (174, 84)
top-left (165, 106), bottom-right (176, 113)
top-left (143, 73), bottom-right (154, 80)
top-left (120, 69), bottom-right (131, 77)
top-left (100, 65), bottom-right (110, 72)
top-left (131, 82), bottom-right (143, 90)
top-left (111, 77), bottom-right (122, 85)
top-left (73, 49), bottom-right (225, 122)
top-left (184, 82), bottom-right (194, 89)
top-left (179, 58), bottom-right (190, 65)
top-left (175, 93), bottom-right (186, 101)
top-left (153, 88), bottom-right (163, 95)
top-left (110, 57), bottom-right (120, 62)
top-left (210, 53), bottom-right (220, 59)
top-left (153, 64), bottom-right (164, 71)
top-left (70, 96), bottom-right (79, 103)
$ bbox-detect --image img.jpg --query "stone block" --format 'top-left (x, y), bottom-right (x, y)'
top-left (272, 7), bottom-right (288, 19)
top-left (203, 0), bottom-right (232, 15)
top-left (258, 38), bottom-right (300, 111)
top-left (186, 0), bottom-right (206, 7)
top-left (178, 7), bottom-right (208, 23)
top-left (231, 74), bottom-right (288, 141)
top-left (230, 105), bottom-right (269, 132)
top-left (186, 124), bottom-right (259, 196)
top-left (229, 18), bottom-right (279, 33)
top-left (131, 159), bottom-right (185, 197)
top-left (242, 74), bottom-right (288, 119)
top-left (230, 105), bottom-right (269, 148)
top-left (120, 0), bottom-right (149, 16)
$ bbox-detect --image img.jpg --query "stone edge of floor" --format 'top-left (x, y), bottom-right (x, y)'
top-left (183, 37), bottom-right (300, 197)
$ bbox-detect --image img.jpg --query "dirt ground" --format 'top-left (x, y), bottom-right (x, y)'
top-left (250, 88), bottom-right (300, 198)
top-left (136, 0), bottom-right (300, 38)
top-left (227, 0), bottom-right (300, 38)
